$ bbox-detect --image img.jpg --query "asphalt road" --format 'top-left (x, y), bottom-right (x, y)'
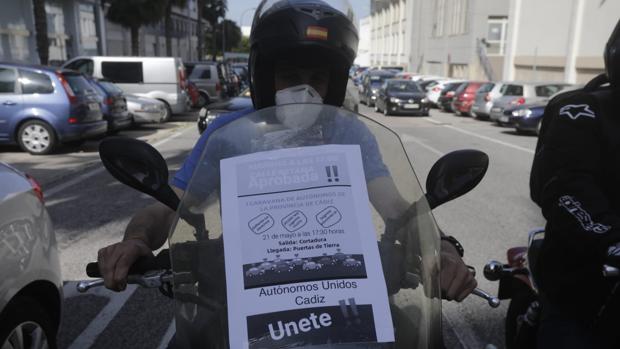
top-left (1, 106), bottom-right (545, 348)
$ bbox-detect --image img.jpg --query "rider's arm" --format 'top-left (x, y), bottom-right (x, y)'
top-left (123, 186), bottom-right (185, 249)
top-left (537, 92), bottom-right (620, 257)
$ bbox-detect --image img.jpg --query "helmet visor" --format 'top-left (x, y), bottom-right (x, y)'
top-left (256, 0), bottom-right (356, 23)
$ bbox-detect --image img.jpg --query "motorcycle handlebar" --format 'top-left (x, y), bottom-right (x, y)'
top-left (86, 250), bottom-right (172, 278)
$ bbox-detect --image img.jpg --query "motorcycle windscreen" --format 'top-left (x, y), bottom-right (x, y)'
top-left (168, 104), bottom-right (442, 349)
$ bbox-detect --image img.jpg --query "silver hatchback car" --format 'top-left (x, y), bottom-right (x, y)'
top-left (490, 83), bottom-right (571, 124)
top-left (0, 162), bottom-right (62, 348)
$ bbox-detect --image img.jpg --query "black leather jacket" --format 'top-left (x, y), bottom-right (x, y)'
top-left (531, 86), bottom-right (620, 314)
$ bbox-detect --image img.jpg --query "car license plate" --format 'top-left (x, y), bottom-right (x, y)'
top-left (89, 103), bottom-right (100, 111)
top-left (500, 115), bottom-right (509, 123)
top-left (492, 107), bottom-right (502, 113)
top-left (404, 103), bottom-right (419, 109)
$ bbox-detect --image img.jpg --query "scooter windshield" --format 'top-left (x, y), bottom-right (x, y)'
top-left (169, 104), bottom-right (442, 349)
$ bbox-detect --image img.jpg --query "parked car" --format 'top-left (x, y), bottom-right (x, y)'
top-left (231, 63), bottom-right (249, 89)
top-left (426, 79), bottom-right (464, 107)
top-left (186, 80), bottom-right (203, 108)
top-left (452, 81), bottom-right (486, 116)
top-left (507, 85), bottom-right (582, 133)
top-left (186, 62), bottom-right (227, 105)
top-left (0, 63), bottom-right (107, 154)
top-left (62, 56), bottom-right (189, 117)
top-left (125, 95), bottom-right (167, 124)
top-left (489, 82), bottom-right (571, 124)
top-left (505, 102), bottom-right (547, 134)
top-left (471, 82), bottom-right (505, 119)
top-left (86, 79), bottom-right (132, 132)
top-left (360, 70), bottom-right (396, 107)
top-left (0, 162), bottom-right (62, 347)
top-left (374, 79), bottom-right (430, 116)
top-left (344, 78), bottom-right (360, 113)
top-left (437, 81), bottom-right (467, 112)
top-left (197, 88), bottom-right (252, 134)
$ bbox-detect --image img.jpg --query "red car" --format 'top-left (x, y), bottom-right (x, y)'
top-left (452, 81), bottom-right (486, 116)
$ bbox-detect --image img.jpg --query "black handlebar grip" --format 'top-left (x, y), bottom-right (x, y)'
top-left (85, 250), bottom-right (171, 278)
top-left (86, 262), bottom-right (101, 277)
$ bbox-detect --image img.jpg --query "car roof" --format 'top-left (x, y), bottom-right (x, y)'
top-left (0, 62), bottom-right (85, 76)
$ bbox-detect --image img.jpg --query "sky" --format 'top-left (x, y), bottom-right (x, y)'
top-left (226, 0), bottom-right (371, 28)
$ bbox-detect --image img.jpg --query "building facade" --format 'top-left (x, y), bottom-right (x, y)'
top-left (503, 0), bottom-right (619, 84)
top-left (369, 0), bottom-right (510, 81)
top-left (105, 0), bottom-right (201, 61)
top-left (0, 0), bottom-right (202, 65)
top-left (355, 16), bottom-right (372, 67)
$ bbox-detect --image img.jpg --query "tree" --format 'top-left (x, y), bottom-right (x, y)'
top-left (106, 0), bottom-right (167, 55)
top-left (32, 0), bottom-right (49, 65)
top-left (232, 36), bottom-right (250, 54)
top-left (164, 0), bottom-right (188, 56)
top-left (198, 0), bottom-right (227, 60)
top-left (216, 20), bottom-right (241, 54)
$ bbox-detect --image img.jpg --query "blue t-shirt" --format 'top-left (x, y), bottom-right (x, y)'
top-left (172, 107), bottom-right (389, 192)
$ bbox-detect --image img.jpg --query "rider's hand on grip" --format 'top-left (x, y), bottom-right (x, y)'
top-left (97, 238), bottom-right (153, 292)
top-left (440, 242), bottom-right (477, 302)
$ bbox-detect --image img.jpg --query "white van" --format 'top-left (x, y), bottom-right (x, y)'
top-left (63, 56), bottom-right (188, 117)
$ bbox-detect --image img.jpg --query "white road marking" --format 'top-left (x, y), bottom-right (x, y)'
top-left (400, 134), bottom-right (445, 156)
top-left (66, 285), bottom-right (138, 349)
top-left (46, 126), bottom-right (191, 198)
top-left (157, 319), bottom-right (176, 349)
top-left (424, 118), bottom-right (535, 154)
top-left (425, 118), bottom-right (444, 125)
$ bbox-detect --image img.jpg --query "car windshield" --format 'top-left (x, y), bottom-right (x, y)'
top-left (388, 81), bottom-right (421, 93)
top-left (99, 81), bottom-right (123, 95)
top-left (64, 74), bottom-right (94, 96)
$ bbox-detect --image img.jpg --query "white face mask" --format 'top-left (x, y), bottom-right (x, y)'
top-left (275, 84), bottom-right (324, 129)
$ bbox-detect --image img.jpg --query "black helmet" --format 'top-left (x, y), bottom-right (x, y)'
top-left (249, 0), bottom-right (359, 109)
top-left (605, 19), bottom-right (620, 88)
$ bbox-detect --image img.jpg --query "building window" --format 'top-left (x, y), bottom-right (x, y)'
top-left (486, 16), bottom-right (508, 55)
top-left (79, 4), bottom-right (98, 50)
top-left (449, 0), bottom-right (468, 35)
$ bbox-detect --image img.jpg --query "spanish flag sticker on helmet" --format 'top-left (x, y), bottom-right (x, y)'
top-left (306, 26), bottom-right (329, 41)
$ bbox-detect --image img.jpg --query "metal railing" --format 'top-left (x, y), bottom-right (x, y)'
top-left (476, 38), bottom-right (495, 81)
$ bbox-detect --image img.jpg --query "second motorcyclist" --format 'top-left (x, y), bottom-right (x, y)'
top-left (530, 19), bottom-right (620, 349)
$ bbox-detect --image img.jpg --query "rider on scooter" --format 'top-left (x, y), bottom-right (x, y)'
top-left (531, 19), bottom-right (620, 349)
top-left (96, 0), bottom-right (476, 307)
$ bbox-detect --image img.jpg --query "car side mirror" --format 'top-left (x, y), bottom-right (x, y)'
top-left (99, 137), bottom-right (179, 211)
top-left (425, 150), bottom-right (489, 210)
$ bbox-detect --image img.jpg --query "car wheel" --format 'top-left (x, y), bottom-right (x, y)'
top-left (374, 103), bottom-right (380, 113)
top-left (160, 102), bottom-right (172, 122)
top-left (383, 107), bottom-right (390, 116)
top-left (17, 120), bottom-right (56, 155)
top-left (0, 296), bottom-right (57, 349)
top-left (198, 93), bottom-right (209, 108)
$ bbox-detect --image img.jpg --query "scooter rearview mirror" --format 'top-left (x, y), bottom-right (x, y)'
top-left (99, 137), bottom-right (180, 211)
top-left (425, 149), bottom-right (489, 210)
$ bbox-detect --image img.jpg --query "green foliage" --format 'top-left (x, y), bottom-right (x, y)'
top-left (232, 36), bottom-right (250, 53)
top-left (106, 0), bottom-right (167, 29)
top-left (203, 19), bottom-right (241, 56)
top-left (202, 0), bottom-right (227, 26)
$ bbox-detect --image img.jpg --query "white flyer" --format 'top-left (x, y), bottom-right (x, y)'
top-left (221, 144), bottom-right (394, 349)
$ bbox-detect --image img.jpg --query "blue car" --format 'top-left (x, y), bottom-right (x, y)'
top-left (0, 63), bottom-right (107, 154)
top-left (506, 102), bottom-right (547, 135)
top-left (85, 78), bottom-right (132, 133)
